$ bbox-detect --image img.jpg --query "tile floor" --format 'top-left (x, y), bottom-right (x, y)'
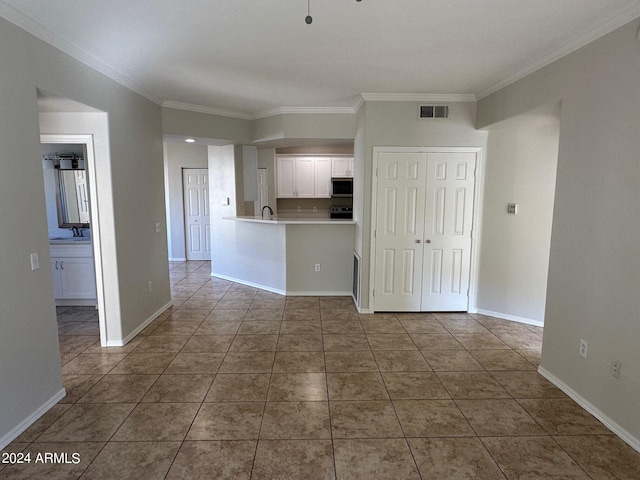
top-left (2, 260), bottom-right (639, 479)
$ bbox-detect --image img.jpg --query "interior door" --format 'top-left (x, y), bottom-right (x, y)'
top-left (373, 151), bottom-right (476, 312)
top-left (373, 152), bottom-right (428, 311)
top-left (183, 169), bottom-right (211, 261)
top-left (421, 152), bottom-right (476, 311)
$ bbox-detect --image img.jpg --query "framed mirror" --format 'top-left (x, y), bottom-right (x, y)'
top-left (55, 168), bottom-right (90, 228)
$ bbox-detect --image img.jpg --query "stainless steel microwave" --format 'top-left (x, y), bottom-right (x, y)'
top-left (331, 178), bottom-right (353, 197)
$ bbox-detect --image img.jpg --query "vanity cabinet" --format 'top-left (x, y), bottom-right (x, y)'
top-left (50, 243), bottom-right (96, 304)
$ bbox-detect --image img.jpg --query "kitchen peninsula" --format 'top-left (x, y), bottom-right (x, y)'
top-left (218, 216), bottom-right (355, 295)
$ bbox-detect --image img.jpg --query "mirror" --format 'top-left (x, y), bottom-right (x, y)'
top-left (55, 168), bottom-right (90, 228)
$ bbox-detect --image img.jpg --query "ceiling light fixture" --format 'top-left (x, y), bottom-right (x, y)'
top-left (306, 0), bottom-right (361, 24)
top-left (185, 138), bottom-right (196, 143)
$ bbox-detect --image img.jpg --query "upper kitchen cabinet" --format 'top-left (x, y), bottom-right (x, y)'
top-left (314, 157), bottom-right (332, 198)
top-left (276, 156), bottom-right (324, 198)
top-left (331, 156), bottom-right (354, 177)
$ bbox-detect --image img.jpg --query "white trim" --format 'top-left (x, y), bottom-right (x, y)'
top-left (361, 93), bottom-right (477, 103)
top-left (474, 309), bottom-right (544, 328)
top-left (169, 257), bottom-right (187, 262)
top-left (352, 95), bottom-right (365, 113)
top-left (104, 301), bottom-right (172, 347)
top-left (40, 134), bottom-right (108, 347)
top-left (477, 3), bottom-right (640, 99)
top-left (212, 273), bottom-right (286, 296)
top-left (369, 146), bottom-right (484, 314)
top-left (538, 367), bottom-right (640, 454)
top-left (162, 101), bottom-right (253, 120)
top-left (286, 290), bottom-right (353, 297)
top-left (252, 106), bottom-right (356, 119)
top-left (0, 388), bottom-right (66, 450)
top-left (0, 1), bottom-right (160, 105)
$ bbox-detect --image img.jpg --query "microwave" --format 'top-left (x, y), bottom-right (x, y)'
top-left (331, 178), bottom-right (353, 197)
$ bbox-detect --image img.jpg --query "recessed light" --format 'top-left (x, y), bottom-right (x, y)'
top-left (185, 138), bottom-right (196, 143)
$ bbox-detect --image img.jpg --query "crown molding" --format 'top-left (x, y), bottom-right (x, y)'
top-left (162, 101), bottom-right (253, 120)
top-left (477, 4), bottom-right (640, 100)
top-left (0, 0), bottom-right (161, 105)
top-left (360, 93), bottom-right (477, 102)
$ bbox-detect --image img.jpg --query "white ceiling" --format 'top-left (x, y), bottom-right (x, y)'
top-left (3, 0), bottom-right (640, 118)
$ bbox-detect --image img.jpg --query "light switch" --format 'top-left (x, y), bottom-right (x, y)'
top-left (30, 252), bottom-right (40, 270)
top-left (507, 203), bottom-right (518, 215)
top-left (222, 197), bottom-right (230, 206)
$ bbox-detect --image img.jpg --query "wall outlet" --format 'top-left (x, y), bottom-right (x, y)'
top-left (579, 339), bottom-right (588, 358)
top-left (611, 360), bottom-right (622, 378)
top-left (297, 206), bottom-right (301, 212)
top-left (313, 206), bottom-right (318, 213)
top-left (148, 281), bottom-right (152, 292)
top-left (155, 222), bottom-right (161, 233)
top-left (30, 252), bottom-right (40, 271)
top-left (315, 263), bottom-right (321, 272)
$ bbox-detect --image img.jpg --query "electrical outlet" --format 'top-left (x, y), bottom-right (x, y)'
top-left (155, 222), bottom-right (161, 233)
top-left (611, 360), bottom-right (622, 378)
top-left (313, 206), bottom-right (318, 213)
top-left (297, 206), bottom-right (301, 213)
top-left (148, 281), bottom-right (152, 292)
top-left (579, 339), bottom-right (588, 358)
top-left (315, 263), bottom-right (321, 272)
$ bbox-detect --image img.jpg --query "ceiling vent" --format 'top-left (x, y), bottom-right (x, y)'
top-left (419, 105), bottom-right (449, 119)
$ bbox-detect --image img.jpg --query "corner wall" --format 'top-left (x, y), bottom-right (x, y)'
top-left (476, 110), bottom-right (559, 324)
top-left (477, 18), bottom-right (640, 448)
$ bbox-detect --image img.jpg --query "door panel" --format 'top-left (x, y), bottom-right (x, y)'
top-left (373, 152), bottom-right (427, 311)
top-left (421, 152), bottom-right (476, 311)
top-left (184, 168), bottom-right (211, 261)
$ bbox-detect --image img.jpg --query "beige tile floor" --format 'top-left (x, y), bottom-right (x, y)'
top-left (2, 260), bottom-right (640, 479)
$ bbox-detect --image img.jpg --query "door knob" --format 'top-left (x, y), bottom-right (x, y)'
top-left (415, 239), bottom-right (422, 243)
top-left (425, 239), bottom-right (432, 244)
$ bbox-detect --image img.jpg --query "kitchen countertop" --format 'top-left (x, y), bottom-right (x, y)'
top-left (224, 216), bottom-right (355, 225)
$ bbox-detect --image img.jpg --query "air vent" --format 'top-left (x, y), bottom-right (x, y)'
top-left (419, 105), bottom-right (449, 119)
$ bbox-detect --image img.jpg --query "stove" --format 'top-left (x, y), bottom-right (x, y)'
top-left (330, 206), bottom-right (353, 219)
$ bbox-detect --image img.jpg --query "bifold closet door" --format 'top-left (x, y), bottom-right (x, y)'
top-left (373, 151), bottom-right (476, 312)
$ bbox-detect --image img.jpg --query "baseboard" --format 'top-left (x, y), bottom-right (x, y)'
top-left (211, 273), bottom-right (286, 296)
top-left (104, 301), bottom-right (173, 347)
top-left (169, 257), bottom-right (187, 262)
top-left (474, 309), bottom-right (544, 327)
top-left (285, 290), bottom-right (353, 296)
top-left (538, 367), bottom-right (640, 453)
top-left (0, 387), bottom-right (66, 450)
top-left (55, 299), bottom-right (98, 307)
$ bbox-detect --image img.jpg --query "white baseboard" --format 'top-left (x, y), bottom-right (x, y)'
top-left (285, 290), bottom-right (353, 296)
top-left (474, 309), bottom-right (544, 327)
top-left (104, 301), bottom-right (173, 347)
top-left (169, 257), bottom-right (187, 262)
top-left (212, 273), bottom-right (286, 296)
top-left (0, 388), bottom-right (66, 450)
top-left (538, 367), bottom-right (640, 453)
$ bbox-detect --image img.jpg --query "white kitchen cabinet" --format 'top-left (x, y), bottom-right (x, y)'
top-left (314, 157), bottom-right (332, 198)
top-left (50, 243), bottom-right (97, 304)
top-left (331, 157), bottom-right (354, 177)
top-left (277, 156), bottom-right (326, 198)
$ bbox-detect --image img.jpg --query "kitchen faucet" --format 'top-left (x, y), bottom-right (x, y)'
top-left (261, 205), bottom-right (274, 218)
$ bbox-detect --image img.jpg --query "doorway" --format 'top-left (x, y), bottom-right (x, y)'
top-left (371, 148), bottom-right (481, 312)
top-left (40, 134), bottom-right (106, 343)
top-left (183, 168), bottom-right (211, 261)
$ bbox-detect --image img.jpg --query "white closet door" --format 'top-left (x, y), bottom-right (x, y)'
top-left (373, 150), bottom-right (477, 312)
top-left (373, 152), bottom-right (428, 311)
top-left (421, 152), bottom-right (476, 311)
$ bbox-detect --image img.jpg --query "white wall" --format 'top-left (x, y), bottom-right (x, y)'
top-left (164, 141), bottom-right (208, 260)
top-left (477, 18), bottom-right (640, 449)
top-left (0, 16), bottom-right (170, 447)
top-left (476, 109), bottom-right (559, 324)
